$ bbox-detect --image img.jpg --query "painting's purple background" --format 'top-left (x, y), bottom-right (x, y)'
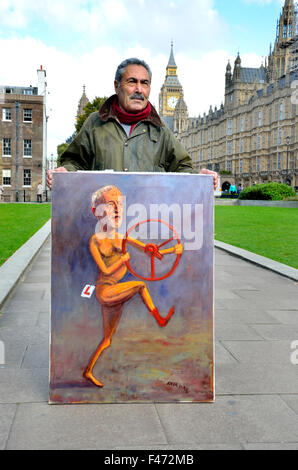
top-left (50, 172), bottom-right (214, 404)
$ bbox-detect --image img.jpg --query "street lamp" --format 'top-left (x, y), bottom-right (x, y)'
top-left (286, 135), bottom-right (290, 184)
top-left (15, 101), bottom-right (20, 202)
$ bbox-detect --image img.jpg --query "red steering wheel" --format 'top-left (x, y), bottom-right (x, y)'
top-left (122, 219), bottom-right (182, 282)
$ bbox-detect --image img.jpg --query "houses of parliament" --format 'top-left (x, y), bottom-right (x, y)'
top-left (158, 0), bottom-right (298, 190)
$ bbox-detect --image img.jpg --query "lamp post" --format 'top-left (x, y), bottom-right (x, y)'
top-left (15, 101), bottom-right (20, 202)
top-left (286, 135), bottom-right (290, 185)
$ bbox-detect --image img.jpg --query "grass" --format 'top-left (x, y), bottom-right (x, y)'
top-left (214, 206), bottom-right (298, 269)
top-left (0, 204), bottom-right (297, 270)
top-left (0, 203), bottom-right (51, 266)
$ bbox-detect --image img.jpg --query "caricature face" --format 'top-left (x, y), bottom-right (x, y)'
top-left (94, 187), bottom-right (124, 230)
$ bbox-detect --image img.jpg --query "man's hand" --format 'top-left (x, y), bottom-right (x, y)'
top-left (46, 167), bottom-right (68, 190)
top-left (199, 169), bottom-right (218, 191)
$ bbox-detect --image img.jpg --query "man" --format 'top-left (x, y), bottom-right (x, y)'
top-left (36, 182), bottom-right (43, 203)
top-left (47, 58), bottom-right (217, 189)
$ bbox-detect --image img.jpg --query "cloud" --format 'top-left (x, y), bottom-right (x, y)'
top-left (0, 0), bottom-right (229, 56)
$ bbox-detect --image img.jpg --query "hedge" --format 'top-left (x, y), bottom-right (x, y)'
top-left (239, 182), bottom-right (296, 201)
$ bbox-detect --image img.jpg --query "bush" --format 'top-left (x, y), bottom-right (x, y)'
top-left (239, 183), bottom-right (296, 201)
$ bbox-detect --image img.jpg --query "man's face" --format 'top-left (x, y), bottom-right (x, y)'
top-left (114, 64), bottom-right (151, 113)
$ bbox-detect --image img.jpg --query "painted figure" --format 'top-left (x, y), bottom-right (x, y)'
top-left (83, 185), bottom-right (183, 387)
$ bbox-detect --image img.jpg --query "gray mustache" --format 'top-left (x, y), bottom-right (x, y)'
top-left (130, 93), bottom-right (145, 100)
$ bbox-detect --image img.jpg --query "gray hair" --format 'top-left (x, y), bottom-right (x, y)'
top-left (115, 58), bottom-right (152, 84)
top-left (91, 185), bottom-right (119, 208)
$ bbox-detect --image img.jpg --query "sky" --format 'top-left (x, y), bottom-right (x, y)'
top-left (0, 0), bottom-right (286, 158)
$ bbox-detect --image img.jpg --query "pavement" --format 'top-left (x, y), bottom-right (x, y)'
top-left (0, 227), bottom-right (298, 450)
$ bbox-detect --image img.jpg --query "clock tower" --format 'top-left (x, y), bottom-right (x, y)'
top-left (159, 42), bottom-right (183, 120)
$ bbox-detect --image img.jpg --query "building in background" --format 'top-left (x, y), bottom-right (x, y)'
top-left (0, 66), bottom-right (47, 202)
top-left (47, 153), bottom-right (58, 171)
top-left (159, 42), bottom-right (185, 131)
top-left (76, 85), bottom-right (89, 119)
top-left (173, 0), bottom-right (298, 190)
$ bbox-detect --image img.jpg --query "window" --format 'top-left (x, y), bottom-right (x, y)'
top-left (258, 110), bottom-right (262, 127)
top-left (240, 116), bottom-right (245, 132)
top-left (277, 153), bottom-right (282, 170)
top-left (23, 109), bottom-right (32, 122)
top-left (2, 169), bottom-right (11, 185)
top-left (239, 159), bottom-right (243, 174)
top-left (289, 23), bottom-right (292, 38)
top-left (23, 139), bottom-right (32, 157)
top-left (257, 134), bottom-right (261, 149)
top-left (283, 24), bottom-right (287, 38)
top-left (23, 169), bottom-right (31, 186)
top-left (240, 138), bottom-right (244, 153)
top-left (227, 119), bottom-right (232, 136)
top-left (23, 89), bottom-right (33, 95)
top-left (227, 141), bottom-right (232, 155)
top-left (227, 160), bottom-right (232, 172)
top-left (210, 127), bottom-right (214, 141)
top-left (278, 128), bottom-right (282, 145)
top-left (256, 157), bottom-right (260, 172)
top-left (267, 158), bottom-right (271, 171)
top-left (279, 102), bottom-right (283, 121)
top-left (2, 108), bottom-right (12, 121)
top-left (2, 138), bottom-right (12, 156)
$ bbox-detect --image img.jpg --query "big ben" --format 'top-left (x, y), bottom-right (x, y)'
top-left (159, 42), bottom-right (183, 119)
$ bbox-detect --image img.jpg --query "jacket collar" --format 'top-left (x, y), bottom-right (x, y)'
top-left (99, 94), bottom-right (164, 128)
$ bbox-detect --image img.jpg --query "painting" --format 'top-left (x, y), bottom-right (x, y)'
top-left (49, 172), bottom-right (214, 404)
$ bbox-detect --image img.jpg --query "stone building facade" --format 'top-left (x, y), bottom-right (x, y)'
top-left (0, 67), bottom-right (47, 202)
top-left (174, 0), bottom-right (298, 190)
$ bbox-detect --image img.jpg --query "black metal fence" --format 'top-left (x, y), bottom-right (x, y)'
top-left (1, 190), bottom-right (51, 203)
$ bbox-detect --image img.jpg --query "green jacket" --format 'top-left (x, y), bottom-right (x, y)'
top-left (60, 95), bottom-right (194, 174)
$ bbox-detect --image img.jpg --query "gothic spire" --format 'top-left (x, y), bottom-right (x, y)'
top-left (167, 41), bottom-right (177, 68)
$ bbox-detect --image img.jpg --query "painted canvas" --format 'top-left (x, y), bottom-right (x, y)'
top-left (49, 172), bottom-right (214, 404)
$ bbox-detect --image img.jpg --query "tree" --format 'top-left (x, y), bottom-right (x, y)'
top-left (56, 96), bottom-right (107, 166)
top-left (57, 142), bottom-right (70, 167)
top-left (76, 96), bottom-right (108, 134)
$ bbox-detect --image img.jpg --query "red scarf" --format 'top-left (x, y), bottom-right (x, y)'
top-left (112, 98), bottom-right (151, 135)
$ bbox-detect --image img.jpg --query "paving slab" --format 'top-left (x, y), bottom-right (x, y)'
top-left (0, 404), bottom-right (16, 450)
top-left (156, 395), bottom-right (298, 445)
top-left (216, 363), bottom-right (298, 394)
top-left (6, 403), bottom-right (167, 450)
top-left (221, 340), bottom-right (295, 364)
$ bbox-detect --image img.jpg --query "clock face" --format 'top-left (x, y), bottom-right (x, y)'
top-left (168, 96), bottom-right (178, 109)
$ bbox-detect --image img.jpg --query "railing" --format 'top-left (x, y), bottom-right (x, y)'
top-left (0, 190), bottom-right (51, 203)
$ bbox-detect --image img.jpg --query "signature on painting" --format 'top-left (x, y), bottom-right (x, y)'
top-left (166, 381), bottom-right (189, 394)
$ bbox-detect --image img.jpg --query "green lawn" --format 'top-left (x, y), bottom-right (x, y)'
top-left (0, 204), bottom-right (51, 266)
top-left (0, 204), bottom-right (297, 270)
top-left (215, 206), bottom-right (298, 269)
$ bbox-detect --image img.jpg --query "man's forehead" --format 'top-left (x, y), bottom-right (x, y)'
top-left (103, 188), bottom-right (123, 200)
top-left (122, 64), bottom-right (150, 81)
